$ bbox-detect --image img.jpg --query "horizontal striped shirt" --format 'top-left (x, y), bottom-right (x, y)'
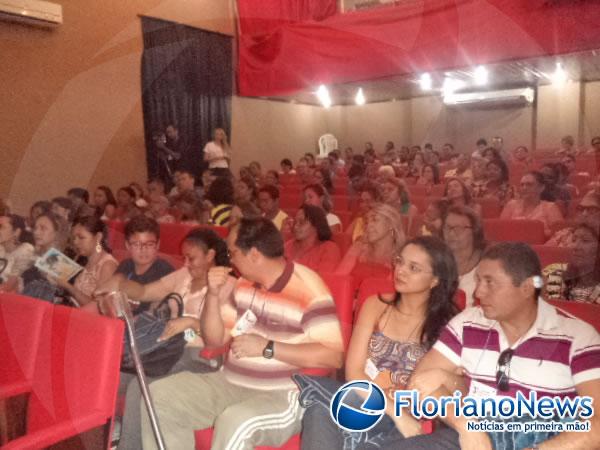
top-left (223, 262), bottom-right (343, 390)
top-left (434, 299), bottom-right (600, 398)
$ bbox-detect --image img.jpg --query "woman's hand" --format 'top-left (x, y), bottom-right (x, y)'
top-left (158, 317), bottom-right (196, 341)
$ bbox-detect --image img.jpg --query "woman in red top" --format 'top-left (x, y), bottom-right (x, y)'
top-left (284, 204), bottom-right (341, 273)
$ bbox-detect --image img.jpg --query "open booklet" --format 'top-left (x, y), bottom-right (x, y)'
top-left (35, 248), bottom-right (83, 281)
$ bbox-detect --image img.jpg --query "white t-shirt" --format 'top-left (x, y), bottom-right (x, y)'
top-left (203, 141), bottom-right (229, 169)
top-left (327, 212), bottom-right (341, 228)
top-left (459, 266), bottom-right (478, 308)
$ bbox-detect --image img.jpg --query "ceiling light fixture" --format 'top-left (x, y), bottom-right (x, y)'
top-left (474, 65), bottom-right (488, 85)
top-left (316, 84), bottom-right (332, 108)
top-left (442, 77), bottom-right (465, 98)
top-left (419, 73), bottom-right (432, 91)
top-left (551, 63), bottom-right (568, 86)
top-left (355, 88), bottom-right (366, 105)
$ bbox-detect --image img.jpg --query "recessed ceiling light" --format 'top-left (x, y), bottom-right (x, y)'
top-left (474, 66), bottom-right (488, 85)
top-left (355, 88), bottom-right (366, 105)
top-left (419, 73), bottom-right (432, 91)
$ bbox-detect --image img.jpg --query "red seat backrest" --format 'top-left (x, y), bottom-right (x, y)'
top-left (27, 305), bottom-right (124, 433)
top-left (483, 219), bottom-right (546, 245)
top-left (548, 300), bottom-right (600, 333)
top-left (331, 195), bottom-right (350, 210)
top-left (0, 294), bottom-right (51, 396)
top-left (332, 233), bottom-right (352, 256)
top-left (279, 194), bottom-right (302, 210)
top-left (320, 274), bottom-right (354, 350)
top-left (105, 219), bottom-right (126, 251)
top-left (532, 245), bottom-right (572, 268)
top-left (477, 198), bottom-right (502, 219)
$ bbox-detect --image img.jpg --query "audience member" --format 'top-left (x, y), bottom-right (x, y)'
top-left (313, 167), bottom-right (334, 194)
top-left (472, 137), bottom-right (487, 159)
top-left (416, 164), bottom-right (440, 192)
top-left (170, 169), bottom-right (203, 201)
top-left (543, 223), bottom-right (599, 303)
top-left (67, 187), bottom-right (94, 218)
top-left (114, 187), bottom-right (141, 221)
top-left (140, 218), bottom-right (344, 449)
top-left (501, 171), bottom-right (563, 238)
top-left (546, 191), bottom-right (600, 246)
top-left (420, 199), bottom-right (449, 238)
top-left (557, 134), bottom-right (576, 157)
top-left (147, 195), bottom-right (175, 223)
top-left (444, 178), bottom-right (482, 216)
top-left (335, 203), bottom-right (405, 286)
top-left (508, 145), bottom-right (532, 169)
top-left (298, 236), bottom-right (459, 449)
top-left (380, 177), bottom-right (418, 231)
top-left (93, 185), bottom-right (117, 219)
top-left (345, 182), bottom-right (379, 242)
top-left (249, 161), bottom-right (263, 184)
top-left (147, 178), bottom-right (166, 198)
top-left (279, 158), bottom-right (295, 175)
top-left (540, 162), bottom-right (572, 215)
top-left (303, 184), bottom-right (341, 232)
top-left (55, 215), bottom-right (117, 308)
top-left (205, 177), bottom-right (235, 226)
top-left (173, 191), bottom-right (205, 225)
top-left (0, 214), bottom-right (35, 291)
top-left (409, 151), bottom-right (425, 178)
top-left (284, 204), bottom-right (341, 272)
top-left (51, 197), bottom-right (75, 223)
top-left (20, 212), bottom-right (70, 302)
top-left (469, 156), bottom-right (488, 198)
top-left (473, 158), bottom-right (514, 206)
top-left (257, 184), bottom-right (288, 231)
top-left (442, 206), bottom-right (486, 306)
top-left (443, 153), bottom-right (472, 184)
top-left (482, 146), bottom-right (502, 163)
top-left (264, 170), bottom-right (279, 187)
top-left (234, 177), bottom-right (261, 219)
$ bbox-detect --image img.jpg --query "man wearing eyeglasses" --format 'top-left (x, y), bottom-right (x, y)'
top-left (398, 242), bottom-right (600, 450)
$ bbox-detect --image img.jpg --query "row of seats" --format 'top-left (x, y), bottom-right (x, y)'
top-left (0, 294), bottom-right (124, 448)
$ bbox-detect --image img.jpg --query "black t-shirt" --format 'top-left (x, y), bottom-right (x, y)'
top-left (116, 258), bottom-right (174, 284)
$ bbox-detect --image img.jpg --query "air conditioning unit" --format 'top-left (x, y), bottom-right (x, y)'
top-left (0, 0), bottom-right (63, 27)
top-left (443, 87), bottom-right (535, 107)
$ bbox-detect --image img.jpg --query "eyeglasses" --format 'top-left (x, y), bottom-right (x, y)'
top-left (443, 224), bottom-right (473, 234)
top-left (576, 205), bottom-right (600, 215)
top-left (392, 255), bottom-right (432, 275)
top-left (496, 348), bottom-right (514, 392)
top-left (128, 241), bottom-right (157, 250)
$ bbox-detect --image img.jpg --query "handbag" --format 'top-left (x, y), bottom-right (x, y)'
top-left (121, 292), bottom-right (187, 377)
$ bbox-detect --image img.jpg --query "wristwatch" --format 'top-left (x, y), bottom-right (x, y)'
top-left (263, 340), bottom-right (275, 359)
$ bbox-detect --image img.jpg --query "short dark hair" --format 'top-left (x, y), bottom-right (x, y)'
top-left (444, 178), bottom-right (473, 205)
top-left (258, 184), bottom-right (280, 201)
top-left (280, 158), bottom-right (293, 168)
top-left (207, 177), bottom-right (234, 205)
top-left (422, 164), bottom-right (440, 184)
top-left (235, 217), bottom-right (284, 258)
top-left (183, 227), bottom-right (230, 266)
top-left (124, 215), bottom-right (160, 241)
top-left (300, 204), bottom-right (332, 242)
top-left (476, 138), bottom-right (487, 146)
top-left (443, 143), bottom-right (454, 150)
top-left (118, 186), bottom-right (136, 199)
top-left (176, 169), bottom-right (195, 179)
top-left (481, 242), bottom-right (541, 288)
top-left (4, 214), bottom-right (34, 245)
top-left (443, 205), bottom-right (487, 251)
top-left (67, 188), bottom-right (89, 203)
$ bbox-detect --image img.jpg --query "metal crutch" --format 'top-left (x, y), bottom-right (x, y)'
top-left (110, 292), bottom-right (167, 450)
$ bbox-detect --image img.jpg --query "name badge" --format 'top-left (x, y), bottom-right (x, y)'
top-left (364, 358), bottom-right (380, 380)
top-left (231, 309), bottom-right (257, 337)
top-left (468, 380), bottom-right (498, 399)
top-left (184, 329), bottom-right (196, 342)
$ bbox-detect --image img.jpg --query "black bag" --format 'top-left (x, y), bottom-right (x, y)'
top-left (121, 293), bottom-right (187, 377)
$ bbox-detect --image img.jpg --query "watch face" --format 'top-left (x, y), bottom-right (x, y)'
top-left (263, 341), bottom-right (274, 359)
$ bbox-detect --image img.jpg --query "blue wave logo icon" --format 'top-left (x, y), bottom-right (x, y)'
top-left (330, 380), bottom-right (387, 432)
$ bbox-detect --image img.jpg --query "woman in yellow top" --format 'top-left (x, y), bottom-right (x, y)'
top-left (345, 183), bottom-right (380, 242)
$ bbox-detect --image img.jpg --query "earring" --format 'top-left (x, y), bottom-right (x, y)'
top-left (96, 241), bottom-right (102, 253)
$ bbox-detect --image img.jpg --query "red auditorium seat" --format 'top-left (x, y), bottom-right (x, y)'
top-left (548, 300), bottom-right (600, 333)
top-left (331, 195), bottom-right (350, 210)
top-left (477, 198), bottom-right (502, 219)
top-left (483, 219), bottom-right (546, 245)
top-left (332, 232), bottom-right (352, 256)
top-left (532, 245), bottom-right (572, 268)
top-left (1, 299), bottom-right (124, 449)
top-left (280, 194), bottom-right (302, 210)
top-left (195, 274), bottom-right (355, 450)
top-left (333, 210), bottom-right (353, 229)
top-left (105, 219), bottom-right (126, 250)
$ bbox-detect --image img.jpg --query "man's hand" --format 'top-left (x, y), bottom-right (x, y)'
top-left (208, 267), bottom-right (231, 296)
top-left (231, 334), bottom-right (268, 359)
top-left (408, 368), bottom-right (447, 397)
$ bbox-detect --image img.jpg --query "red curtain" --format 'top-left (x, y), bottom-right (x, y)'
top-left (237, 0), bottom-right (600, 96)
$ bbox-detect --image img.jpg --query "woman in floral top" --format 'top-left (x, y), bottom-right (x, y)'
top-left (543, 223), bottom-right (600, 304)
top-left (473, 158), bottom-right (514, 207)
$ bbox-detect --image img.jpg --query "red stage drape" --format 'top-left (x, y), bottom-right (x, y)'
top-left (237, 0), bottom-right (600, 96)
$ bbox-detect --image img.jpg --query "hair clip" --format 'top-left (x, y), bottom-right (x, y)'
top-left (532, 275), bottom-right (543, 289)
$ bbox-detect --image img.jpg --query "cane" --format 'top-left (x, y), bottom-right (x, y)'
top-left (109, 292), bottom-right (167, 450)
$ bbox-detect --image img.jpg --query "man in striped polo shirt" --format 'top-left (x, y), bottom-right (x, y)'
top-left (401, 242), bottom-right (600, 450)
top-left (141, 218), bottom-right (344, 449)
